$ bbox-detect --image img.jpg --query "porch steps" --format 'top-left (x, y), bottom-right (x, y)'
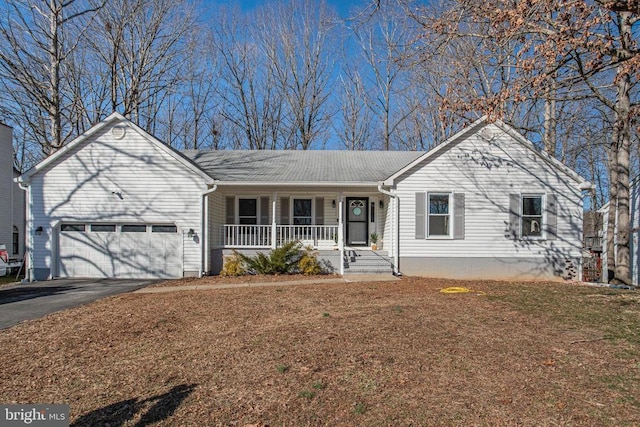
top-left (343, 249), bottom-right (393, 275)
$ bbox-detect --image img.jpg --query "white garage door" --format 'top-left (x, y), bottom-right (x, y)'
top-left (58, 223), bottom-right (183, 278)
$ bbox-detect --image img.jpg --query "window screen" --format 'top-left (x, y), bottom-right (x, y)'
top-left (293, 199), bottom-right (312, 225)
top-left (522, 195), bottom-right (543, 237)
top-left (428, 194), bottom-right (450, 236)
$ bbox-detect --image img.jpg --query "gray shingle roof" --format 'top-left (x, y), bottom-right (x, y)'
top-left (182, 150), bottom-right (425, 184)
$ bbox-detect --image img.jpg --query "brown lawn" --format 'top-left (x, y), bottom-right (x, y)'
top-left (1, 277), bottom-right (639, 426)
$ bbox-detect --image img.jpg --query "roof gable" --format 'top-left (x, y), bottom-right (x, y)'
top-left (384, 116), bottom-right (591, 188)
top-left (19, 112), bottom-right (213, 185)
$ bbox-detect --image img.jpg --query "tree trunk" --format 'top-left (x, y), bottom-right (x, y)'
top-left (612, 11), bottom-right (633, 286)
top-left (542, 76), bottom-right (557, 156)
top-left (606, 124), bottom-right (619, 283)
top-left (49, 0), bottom-right (63, 153)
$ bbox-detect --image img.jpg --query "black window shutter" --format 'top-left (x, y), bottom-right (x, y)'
top-left (280, 197), bottom-right (290, 225)
top-left (225, 196), bottom-right (235, 224)
top-left (260, 197), bottom-right (270, 225)
top-left (547, 193), bottom-right (557, 240)
top-left (454, 193), bottom-right (465, 240)
top-left (508, 194), bottom-right (520, 239)
top-left (415, 192), bottom-right (426, 239)
top-left (315, 197), bottom-right (324, 225)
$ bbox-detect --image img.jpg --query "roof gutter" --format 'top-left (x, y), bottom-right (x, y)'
top-left (200, 183), bottom-right (218, 277)
top-left (377, 183), bottom-right (400, 276)
top-left (212, 181), bottom-right (381, 187)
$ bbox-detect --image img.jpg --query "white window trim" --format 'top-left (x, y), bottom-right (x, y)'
top-left (236, 196), bottom-right (260, 225)
top-left (427, 192), bottom-right (453, 239)
top-left (290, 197), bottom-right (314, 225)
top-left (520, 193), bottom-right (546, 240)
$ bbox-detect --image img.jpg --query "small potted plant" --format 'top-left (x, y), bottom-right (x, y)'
top-left (370, 232), bottom-right (378, 250)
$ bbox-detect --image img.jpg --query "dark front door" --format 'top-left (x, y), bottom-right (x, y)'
top-left (346, 197), bottom-right (369, 245)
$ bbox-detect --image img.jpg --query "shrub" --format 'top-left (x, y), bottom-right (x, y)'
top-left (220, 251), bottom-right (247, 277)
top-left (240, 240), bottom-right (302, 274)
top-left (298, 246), bottom-right (323, 275)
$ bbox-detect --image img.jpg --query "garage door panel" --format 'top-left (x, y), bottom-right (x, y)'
top-left (58, 225), bottom-right (183, 279)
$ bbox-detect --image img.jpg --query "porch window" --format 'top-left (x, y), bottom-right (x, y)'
top-left (238, 198), bottom-right (258, 225)
top-left (428, 193), bottom-right (451, 237)
top-left (293, 199), bottom-right (312, 225)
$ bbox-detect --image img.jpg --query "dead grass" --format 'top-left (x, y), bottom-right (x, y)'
top-left (1, 277), bottom-right (639, 426)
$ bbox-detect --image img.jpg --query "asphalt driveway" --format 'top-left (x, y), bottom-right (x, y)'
top-left (0, 279), bottom-right (155, 329)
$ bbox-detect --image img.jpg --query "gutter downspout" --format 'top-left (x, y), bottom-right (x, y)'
top-left (16, 179), bottom-right (32, 282)
top-left (377, 183), bottom-right (400, 275)
top-left (200, 183), bottom-right (218, 278)
top-left (338, 193), bottom-right (344, 275)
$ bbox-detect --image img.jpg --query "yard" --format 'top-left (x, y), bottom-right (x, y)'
top-left (1, 277), bottom-right (639, 426)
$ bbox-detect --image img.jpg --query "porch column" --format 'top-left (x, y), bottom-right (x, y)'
top-left (338, 192), bottom-right (344, 275)
top-left (271, 193), bottom-right (277, 249)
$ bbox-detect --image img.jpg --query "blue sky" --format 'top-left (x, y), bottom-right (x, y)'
top-left (202, 0), bottom-right (368, 18)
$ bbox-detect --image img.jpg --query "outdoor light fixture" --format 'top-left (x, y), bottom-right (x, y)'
top-left (332, 200), bottom-right (336, 208)
top-left (35, 226), bottom-right (43, 236)
top-left (379, 200), bottom-right (384, 209)
top-left (187, 228), bottom-right (195, 238)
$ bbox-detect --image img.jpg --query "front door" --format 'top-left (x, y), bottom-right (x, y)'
top-left (346, 197), bottom-right (369, 245)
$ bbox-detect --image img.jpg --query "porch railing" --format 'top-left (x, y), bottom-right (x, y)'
top-left (221, 224), bottom-right (338, 249)
top-left (223, 225), bottom-right (272, 248)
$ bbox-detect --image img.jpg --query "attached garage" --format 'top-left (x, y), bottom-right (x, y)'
top-left (57, 223), bottom-right (183, 279)
top-left (18, 113), bottom-right (215, 281)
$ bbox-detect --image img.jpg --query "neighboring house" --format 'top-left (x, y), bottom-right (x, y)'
top-left (18, 112), bottom-right (590, 281)
top-left (582, 210), bottom-right (604, 282)
top-left (0, 123), bottom-right (25, 261)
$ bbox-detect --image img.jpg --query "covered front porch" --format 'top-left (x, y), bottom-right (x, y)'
top-left (205, 187), bottom-right (397, 275)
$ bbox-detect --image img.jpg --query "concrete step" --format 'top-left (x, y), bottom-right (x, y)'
top-left (343, 249), bottom-right (393, 275)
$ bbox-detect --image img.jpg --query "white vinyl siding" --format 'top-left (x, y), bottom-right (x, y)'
top-left (29, 122), bottom-right (207, 277)
top-left (395, 123), bottom-right (583, 259)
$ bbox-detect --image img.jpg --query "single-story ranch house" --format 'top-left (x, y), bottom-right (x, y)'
top-left (18, 112), bottom-right (591, 281)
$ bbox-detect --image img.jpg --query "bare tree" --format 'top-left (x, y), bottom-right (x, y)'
top-left (258, 0), bottom-right (336, 150)
top-left (351, 5), bottom-right (419, 150)
top-left (83, 0), bottom-right (195, 131)
top-left (0, 0), bottom-right (104, 154)
top-left (211, 7), bottom-right (285, 150)
top-left (336, 68), bottom-right (372, 150)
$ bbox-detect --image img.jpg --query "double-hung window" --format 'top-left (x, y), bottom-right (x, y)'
top-left (293, 199), bottom-right (312, 225)
top-left (509, 193), bottom-right (556, 240)
top-left (238, 198), bottom-right (258, 225)
top-left (415, 192), bottom-right (464, 240)
top-left (428, 193), bottom-right (451, 237)
top-left (521, 195), bottom-right (543, 238)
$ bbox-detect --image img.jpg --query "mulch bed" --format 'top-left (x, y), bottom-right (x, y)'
top-left (150, 274), bottom-right (344, 288)
top-left (0, 277), bottom-right (638, 426)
